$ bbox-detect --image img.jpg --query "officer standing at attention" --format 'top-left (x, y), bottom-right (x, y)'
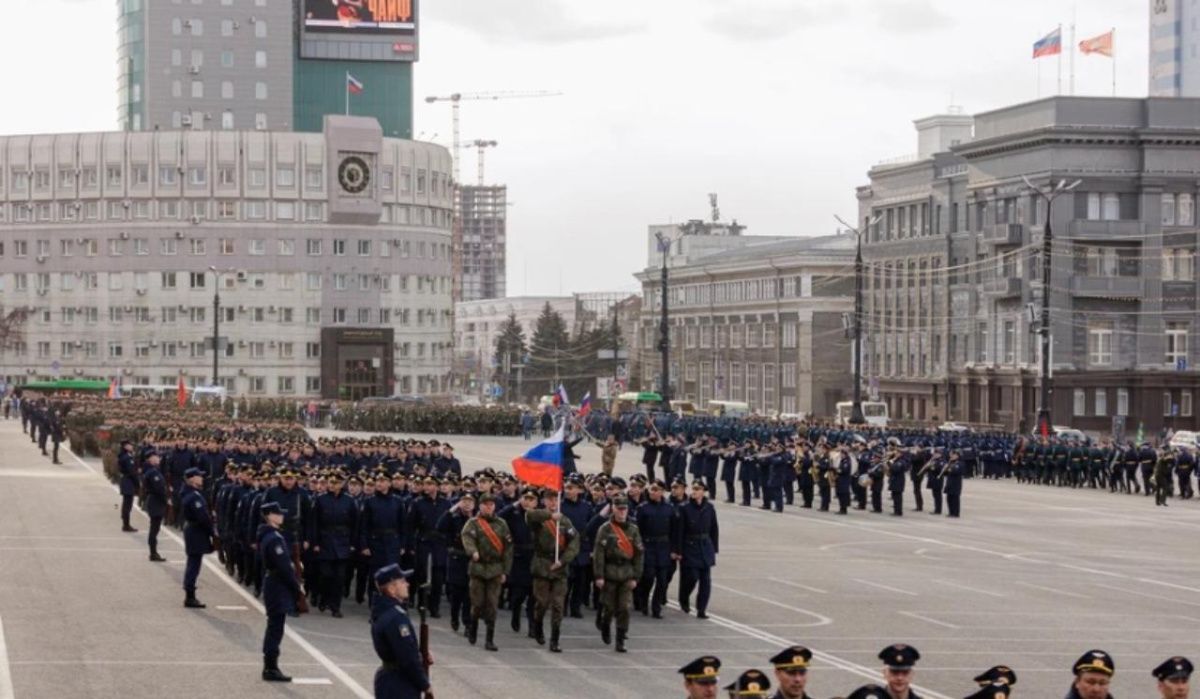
top-left (680, 656), bottom-right (722, 699)
top-left (1069, 650), bottom-right (1115, 699)
top-left (944, 451), bottom-right (964, 519)
top-left (460, 492), bottom-right (513, 651)
top-left (526, 488), bottom-right (579, 652)
top-left (118, 440), bottom-right (139, 533)
top-left (878, 644), bottom-right (922, 699)
top-left (259, 501), bottom-right (308, 683)
top-left (768, 645), bottom-right (814, 699)
top-left (142, 452), bottom-right (169, 562)
top-left (593, 495), bottom-right (643, 653)
top-left (310, 472), bottom-right (356, 617)
top-left (370, 564), bottom-right (433, 699)
top-left (1152, 656), bottom-right (1191, 699)
top-left (888, 447), bottom-right (910, 516)
top-left (180, 467), bottom-right (214, 609)
top-left (676, 480), bottom-right (719, 619)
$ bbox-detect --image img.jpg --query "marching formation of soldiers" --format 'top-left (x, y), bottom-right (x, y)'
top-left (330, 403), bottom-right (523, 436)
top-left (15, 394), bottom-right (67, 465)
top-left (676, 647), bottom-right (1193, 699)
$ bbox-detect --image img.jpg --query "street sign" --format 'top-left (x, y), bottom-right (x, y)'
top-left (50, 360), bottom-right (61, 376)
top-left (492, 385), bottom-right (503, 397)
top-left (597, 350), bottom-right (630, 360)
top-left (616, 364), bottom-right (629, 380)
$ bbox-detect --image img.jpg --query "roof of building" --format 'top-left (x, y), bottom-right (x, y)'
top-left (690, 233), bottom-right (855, 266)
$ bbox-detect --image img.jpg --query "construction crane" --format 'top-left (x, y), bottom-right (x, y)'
top-left (471, 140), bottom-right (498, 186)
top-left (423, 90), bottom-right (562, 182)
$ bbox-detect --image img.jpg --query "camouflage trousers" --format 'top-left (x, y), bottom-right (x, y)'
top-left (469, 575), bottom-right (502, 624)
top-left (601, 580), bottom-right (634, 631)
top-left (532, 577), bottom-right (567, 627)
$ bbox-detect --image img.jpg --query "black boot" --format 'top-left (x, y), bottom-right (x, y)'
top-left (484, 623), bottom-right (498, 652)
top-left (511, 605), bottom-right (521, 633)
top-left (149, 553), bottom-right (166, 562)
top-left (450, 614), bottom-right (460, 633)
top-left (594, 606), bottom-right (603, 632)
top-left (466, 620), bottom-right (478, 646)
top-left (122, 524), bottom-right (138, 533)
top-left (262, 655), bottom-right (291, 683)
top-left (615, 628), bottom-right (627, 653)
top-left (549, 625), bottom-right (561, 653)
top-left (534, 619), bottom-right (545, 646)
top-left (600, 612), bottom-right (612, 645)
top-left (184, 591), bottom-right (206, 609)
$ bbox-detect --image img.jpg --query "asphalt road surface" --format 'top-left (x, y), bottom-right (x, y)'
top-left (2, 422), bottom-right (1198, 698)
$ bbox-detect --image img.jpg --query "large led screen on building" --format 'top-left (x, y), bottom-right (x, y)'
top-left (304, 0), bottom-right (417, 35)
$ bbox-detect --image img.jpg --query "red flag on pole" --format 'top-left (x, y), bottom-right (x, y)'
top-left (177, 375), bottom-right (187, 408)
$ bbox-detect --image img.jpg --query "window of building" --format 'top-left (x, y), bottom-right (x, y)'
top-left (248, 168), bottom-right (266, 187)
top-left (1088, 321), bottom-right (1113, 366)
top-left (221, 81), bottom-right (233, 99)
top-left (357, 240), bottom-right (371, 256)
top-left (1180, 193), bottom-right (1195, 226)
top-left (191, 80), bottom-right (203, 99)
top-left (159, 166), bottom-right (177, 186)
top-left (255, 82), bottom-right (268, 100)
top-left (357, 308), bottom-right (371, 323)
top-left (1165, 390), bottom-right (1175, 417)
top-left (333, 239), bottom-right (346, 256)
top-left (306, 272), bottom-right (322, 290)
top-left (220, 50), bottom-right (234, 67)
top-left (254, 19), bottom-right (266, 37)
top-left (1166, 321), bottom-right (1190, 365)
top-left (1163, 193), bottom-right (1178, 226)
top-left (189, 272), bottom-right (205, 289)
top-left (1094, 389), bottom-right (1107, 417)
top-left (332, 308), bottom-right (346, 324)
top-left (275, 166), bottom-right (294, 187)
top-left (306, 308), bottom-right (321, 325)
top-left (1073, 388), bottom-right (1086, 417)
top-left (306, 239), bottom-right (322, 256)
top-left (1116, 387), bottom-right (1129, 416)
top-left (304, 202), bottom-right (324, 220)
top-left (1163, 248), bottom-right (1195, 282)
top-left (1185, 391), bottom-right (1195, 417)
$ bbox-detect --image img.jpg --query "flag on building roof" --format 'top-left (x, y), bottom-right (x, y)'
top-left (512, 425), bottom-right (566, 491)
top-left (578, 392), bottom-right (592, 418)
top-left (346, 73), bottom-right (364, 94)
top-left (1033, 27), bottom-right (1063, 58)
top-left (1079, 29), bottom-right (1114, 57)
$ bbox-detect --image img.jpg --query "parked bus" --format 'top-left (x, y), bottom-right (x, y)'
top-left (835, 400), bottom-right (889, 427)
top-left (707, 400), bottom-right (751, 418)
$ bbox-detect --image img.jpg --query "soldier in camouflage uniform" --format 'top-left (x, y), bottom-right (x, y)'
top-left (527, 488), bottom-right (580, 653)
top-left (592, 496), bottom-right (644, 654)
top-left (461, 492), bottom-right (513, 651)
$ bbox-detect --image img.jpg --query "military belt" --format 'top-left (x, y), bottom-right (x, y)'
top-left (380, 661), bottom-right (401, 672)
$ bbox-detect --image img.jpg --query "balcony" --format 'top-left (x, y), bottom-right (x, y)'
top-left (1066, 219), bottom-right (1145, 240)
top-left (983, 276), bottom-right (1024, 298)
top-left (1070, 276), bottom-right (1144, 298)
top-left (983, 223), bottom-right (1024, 246)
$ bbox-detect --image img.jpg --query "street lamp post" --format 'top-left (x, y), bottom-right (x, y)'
top-left (654, 231), bottom-right (671, 404)
top-left (1021, 176), bottom-right (1082, 436)
top-left (208, 266), bottom-right (233, 388)
top-left (836, 215), bottom-right (880, 426)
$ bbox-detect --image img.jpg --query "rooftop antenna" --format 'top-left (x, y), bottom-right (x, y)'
top-left (708, 193), bottom-right (720, 223)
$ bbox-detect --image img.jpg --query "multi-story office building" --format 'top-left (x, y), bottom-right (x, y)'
top-left (0, 117), bottom-right (453, 399)
top-left (1150, 0), bottom-right (1200, 97)
top-left (118, 0), bottom-right (416, 137)
top-left (457, 185), bottom-right (507, 302)
top-left (454, 296), bottom-right (576, 398)
top-left (635, 234), bottom-right (854, 417)
top-left (859, 96), bottom-right (1200, 434)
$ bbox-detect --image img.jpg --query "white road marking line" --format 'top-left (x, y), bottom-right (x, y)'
top-left (934, 579), bottom-right (1005, 598)
top-left (1139, 578), bottom-right (1200, 594)
top-left (65, 448), bottom-right (373, 699)
top-left (1056, 563), bottom-right (1125, 578)
top-left (0, 615), bottom-right (15, 699)
top-left (1014, 581), bottom-right (1092, 599)
top-left (292, 678), bottom-right (333, 685)
top-left (898, 611), bottom-right (959, 629)
top-left (852, 578), bottom-right (917, 596)
top-left (215, 605), bottom-right (249, 611)
top-left (768, 577), bottom-right (828, 594)
top-left (1090, 582), bottom-right (1200, 609)
top-left (710, 584), bottom-right (832, 627)
top-left (818, 540), bottom-right (888, 552)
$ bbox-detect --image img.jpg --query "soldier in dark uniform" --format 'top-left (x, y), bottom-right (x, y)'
top-left (637, 434), bottom-right (661, 483)
top-left (263, 467), bottom-right (307, 596)
top-left (679, 656), bottom-right (722, 699)
top-left (834, 446), bottom-right (853, 515)
top-left (180, 467), bottom-right (214, 608)
top-left (636, 479), bottom-right (676, 618)
top-left (769, 645), bottom-right (813, 699)
top-left (408, 477), bottom-right (449, 618)
top-left (888, 446), bottom-right (909, 516)
top-left (310, 472), bottom-right (357, 617)
top-left (48, 410), bottom-right (64, 464)
top-left (461, 492), bottom-right (513, 651)
top-left (739, 443), bottom-right (760, 507)
top-left (118, 441), bottom-right (139, 532)
top-left (527, 488), bottom-right (579, 652)
top-left (1068, 649), bottom-right (1114, 699)
top-left (878, 644), bottom-right (922, 699)
top-left (142, 452), bottom-right (168, 562)
top-left (944, 452), bottom-right (964, 518)
top-left (593, 496), bottom-right (643, 653)
top-left (1140, 441), bottom-right (1157, 496)
top-left (719, 441), bottom-right (740, 504)
top-left (500, 487), bottom-right (538, 637)
top-left (560, 476), bottom-right (594, 619)
top-left (436, 490), bottom-right (475, 633)
top-left (1151, 655), bottom-right (1191, 699)
top-left (908, 447), bottom-right (925, 511)
top-left (369, 564), bottom-right (432, 699)
top-left (725, 669), bottom-right (771, 698)
top-left (259, 501), bottom-right (308, 682)
top-left (1155, 449), bottom-right (1175, 507)
top-left (925, 449), bottom-right (945, 515)
top-left (796, 444), bottom-right (815, 509)
top-left (358, 471), bottom-right (406, 605)
top-left (676, 480), bottom-right (719, 619)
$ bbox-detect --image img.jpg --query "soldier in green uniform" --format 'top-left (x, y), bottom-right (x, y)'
top-left (527, 488), bottom-right (580, 653)
top-left (592, 495), bottom-right (644, 653)
top-left (461, 492), bottom-right (513, 651)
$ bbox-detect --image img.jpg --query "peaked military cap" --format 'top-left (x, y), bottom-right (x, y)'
top-left (724, 669), bottom-right (771, 697)
top-left (769, 645), bottom-right (812, 671)
top-left (845, 684), bottom-right (889, 699)
top-left (260, 501), bottom-right (287, 516)
top-left (1074, 649), bottom-right (1115, 676)
top-left (1152, 656), bottom-right (1193, 681)
top-left (879, 644), bottom-right (920, 670)
top-left (679, 656), bottom-right (721, 684)
top-left (478, 492), bottom-right (496, 504)
top-left (963, 682), bottom-right (1010, 699)
top-left (973, 666), bottom-right (1016, 686)
top-left (184, 467), bottom-right (205, 479)
top-left (611, 496), bottom-right (630, 508)
top-left (373, 564), bottom-right (413, 587)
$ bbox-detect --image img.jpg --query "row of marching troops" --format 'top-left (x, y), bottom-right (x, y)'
top-left (114, 431), bottom-right (721, 660)
top-left (1010, 438), bottom-right (1196, 505)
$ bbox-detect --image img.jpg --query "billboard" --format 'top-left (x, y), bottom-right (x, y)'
top-left (304, 0), bottom-right (417, 35)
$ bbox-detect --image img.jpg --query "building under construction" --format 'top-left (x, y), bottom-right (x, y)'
top-left (457, 185), bottom-right (508, 302)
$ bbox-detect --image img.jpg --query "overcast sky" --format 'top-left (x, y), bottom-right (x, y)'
top-left (0, 0), bottom-right (1149, 296)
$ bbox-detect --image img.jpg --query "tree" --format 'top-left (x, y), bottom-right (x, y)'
top-left (492, 312), bottom-right (527, 402)
top-left (0, 306), bottom-right (29, 353)
top-left (526, 302), bottom-right (570, 402)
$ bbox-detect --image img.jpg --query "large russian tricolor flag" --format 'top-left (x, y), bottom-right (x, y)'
top-left (512, 425), bottom-right (566, 490)
top-left (1033, 27), bottom-right (1062, 59)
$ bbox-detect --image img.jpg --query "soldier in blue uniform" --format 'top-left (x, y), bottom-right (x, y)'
top-left (1069, 649), bottom-right (1114, 699)
top-left (370, 564), bottom-right (432, 699)
top-left (834, 447), bottom-right (853, 515)
top-left (436, 491), bottom-right (475, 633)
top-left (944, 452), bottom-right (964, 518)
top-left (887, 446), bottom-right (909, 517)
top-left (118, 440), bottom-right (139, 533)
top-left (679, 656), bottom-right (722, 699)
top-left (636, 479), bottom-right (676, 618)
top-left (359, 471), bottom-right (406, 606)
top-left (310, 471), bottom-right (357, 617)
top-left (675, 480), bottom-right (719, 619)
top-left (142, 452), bottom-right (169, 562)
top-left (769, 645), bottom-right (813, 699)
top-left (725, 669), bottom-right (771, 698)
top-left (1151, 655), bottom-right (1191, 699)
top-left (878, 643), bottom-right (922, 699)
top-left (408, 477), bottom-right (449, 619)
top-left (259, 501), bottom-right (307, 682)
top-left (560, 475), bottom-right (594, 619)
top-left (499, 486), bottom-right (538, 636)
top-left (180, 467), bottom-right (214, 608)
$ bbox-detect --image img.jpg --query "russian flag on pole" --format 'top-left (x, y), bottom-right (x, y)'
top-left (1032, 27), bottom-right (1062, 58)
top-left (578, 392), bottom-right (592, 418)
top-left (552, 383), bottom-right (569, 408)
top-left (347, 73), bottom-right (364, 94)
top-left (512, 425), bottom-right (566, 490)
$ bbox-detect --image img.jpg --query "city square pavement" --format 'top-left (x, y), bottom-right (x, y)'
top-left (2, 421), bottom-right (1198, 698)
